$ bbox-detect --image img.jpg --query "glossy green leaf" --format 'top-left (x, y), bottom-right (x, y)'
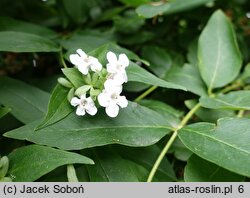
top-left (118, 0), bottom-right (150, 7)
top-left (117, 30), bottom-right (154, 45)
top-left (125, 160), bottom-right (149, 182)
top-left (61, 31), bottom-right (114, 53)
top-left (185, 155), bottom-right (244, 182)
top-left (0, 156), bottom-right (9, 178)
top-left (179, 118), bottom-right (250, 177)
top-left (92, 7), bottom-right (126, 25)
top-left (200, 91), bottom-right (250, 110)
top-left (124, 82), bottom-right (150, 92)
top-left (8, 145), bottom-right (94, 182)
top-left (128, 62), bottom-right (186, 91)
top-left (141, 46), bottom-right (172, 78)
top-left (0, 16), bottom-right (57, 38)
top-left (165, 64), bottom-right (207, 96)
top-left (185, 99), bottom-right (235, 122)
top-left (88, 43), bottom-right (147, 65)
top-left (136, 0), bottom-right (215, 18)
top-left (240, 63), bottom-right (250, 83)
top-left (0, 31), bottom-right (60, 52)
top-left (198, 10), bottom-right (242, 90)
top-left (62, 68), bottom-right (86, 88)
top-left (138, 99), bottom-right (182, 128)
top-left (187, 39), bottom-right (198, 67)
top-left (4, 102), bottom-right (173, 150)
top-left (62, 0), bottom-right (89, 24)
top-left (117, 145), bottom-right (177, 181)
top-left (113, 10), bottom-right (145, 34)
top-left (0, 106), bottom-right (11, 119)
top-left (36, 84), bottom-right (72, 130)
top-left (169, 138), bottom-right (193, 161)
top-left (85, 148), bottom-right (139, 182)
top-left (0, 77), bottom-right (49, 124)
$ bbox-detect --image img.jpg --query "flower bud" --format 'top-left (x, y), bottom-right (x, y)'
top-left (75, 85), bottom-right (92, 97)
top-left (67, 88), bottom-right (75, 102)
top-left (58, 77), bottom-right (73, 88)
top-left (0, 156), bottom-right (9, 178)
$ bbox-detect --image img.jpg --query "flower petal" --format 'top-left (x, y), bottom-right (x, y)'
top-left (98, 92), bottom-right (110, 107)
top-left (117, 96), bottom-right (128, 108)
top-left (90, 59), bottom-right (102, 72)
top-left (112, 72), bottom-right (127, 85)
top-left (69, 54), bottom-right (81, 66)
top-left (76, 49), bottom-right (87, 58)
top-left (70, 97), bottom-right (80, 107)
top-left (107, 51), bottom-right (118, 64)
top-left (78, 64), bottom-right (89, 75)
top-left (76, 105), bottom-right (86, 116)
top-left (80, 94), bottom-right (87, 100)
top-left (118, 54), bottom-right (129, 67)
top-left (106, 63), bottom-right (116, 74)
top-left (105, 104), bottom-right (119, 118)
top-left (104, 79), bottom-right (122, 93)
top-left (86, 105), bottom-right (97, 116)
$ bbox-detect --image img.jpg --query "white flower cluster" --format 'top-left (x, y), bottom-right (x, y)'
top-left (68, 49), bottom-right (129, 118)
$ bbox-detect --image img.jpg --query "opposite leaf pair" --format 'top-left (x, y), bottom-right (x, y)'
top-left (67, 49), bottom-right (129, 118)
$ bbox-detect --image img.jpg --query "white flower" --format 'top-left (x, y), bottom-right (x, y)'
top-left (106, 51), bottom-right (129, 84)
top-left (69, 49), bottom-right (102, 75)
top-left (98, 79), bottom-right (128, 118)
top-left (70, 94), bottom-right (97, 116)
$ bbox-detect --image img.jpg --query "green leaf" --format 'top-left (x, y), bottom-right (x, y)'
top-left (138, 99), bottom-right (182, 128)
top-left (0, 106), bottom-right (11, 119)
top-left (113, 10), bottom-right (145, 34)
top-left (125, 160), bottom-right (149, 182)
top-left (200, 90), bottom-right (250, 110)
top-left (89, 43), bottom-right (147, 65)
top-left (0, 31), bottom-right (60, 52)
top-left (0, 156), bottom-right (9, 178)
top-left (198, 10), bottom-right (242, 90)
top-left (141, 46), bottom-right (172, 78)
top-left (0, 77), bottom-right (49, 124)
top-left (178, 118), bottom-right (250, 177)
top-left (4, 102), bottom-right (173, 150)
top-left (185, 99), bottom-right (235, 122)
top-left (187, 39), bottom-right (198, 67)
top-left (165, 64), bottom-right (207, 96)
top-left (185, 155), bottom-right (244, 182)
top-left (62, 0), bottom-right (89, 24)
top-left (61, 30), bottom-right (114, 53)
top-left (128, 62), bottom-right (186, 91)
top-left (169, 138), bottom-right (193, 161)
top-left (8, 145), bottom-right (94, 182)
top-left (62, 68), bottom-right (86, 88)
top-left (92, 7), bottom-right (126, 25)
top-left (85, 148), bottom-right (139, 182)
top-left (136, 0), bottom-right (215, 18)
top-left (240, 63), bottom-right (250, 82)
top-left (117, 145), bottom-right (177, 181)
top-left (36, 84), bottom-right (72, 130)
top-left (124, 82), bottom-right (150, 92)
top-left (118, 0), bottom-right (151, 7)
top-left (0, 177), bottom-right (12, 182)
top-left (0, 16), bottom-right (57, 39)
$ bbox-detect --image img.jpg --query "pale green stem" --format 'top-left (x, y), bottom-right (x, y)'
top-left (67, 164), bottom-right (78, 182)
top-left (134, 85), bottom-right (158, 102)
top-left (147, 103), bottom-right (201, 182)
top-left (237, 110), bottom-right (245, 118)
top-left (147, 128), bottom-right (178, 182)
top-left (59, 49), bottom-right (68, 69)
top-left (220, 81), bottom-right (243, 94)
top-left (244, 85), bottom-right (250, 90)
